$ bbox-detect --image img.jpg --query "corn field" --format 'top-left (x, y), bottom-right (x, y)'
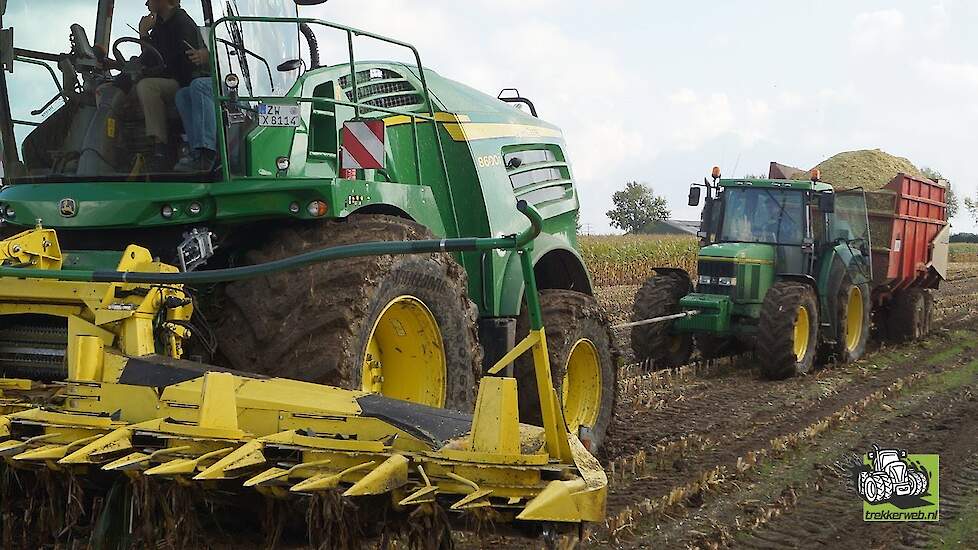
top-left (579, 234), bottom-right (699, 286)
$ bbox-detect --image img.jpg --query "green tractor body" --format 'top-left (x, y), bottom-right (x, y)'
top-left (0, 1), bottom-right (616, 445)
top-left (634, 168), bottom-right (948, 377)
top-left (677, 178), bottom-right (859, 337)
top-left (633, 175), bottom-right (876, 377)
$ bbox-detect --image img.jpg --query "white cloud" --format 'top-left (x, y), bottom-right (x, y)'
top-left (850, 9), bottom-right (906, 54)
top-left (916, 58), bottom-right (978, 92)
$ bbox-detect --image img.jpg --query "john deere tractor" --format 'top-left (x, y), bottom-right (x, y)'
top-left (0, 0), bottom-right (616, 446)
top-left (632, 168), bottom-right (873, 379)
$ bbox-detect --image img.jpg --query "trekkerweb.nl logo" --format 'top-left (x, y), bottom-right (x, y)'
top-left (847, 445), bottom-right (939, 522)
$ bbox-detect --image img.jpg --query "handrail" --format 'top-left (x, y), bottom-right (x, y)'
top-left (207, 15), bottom-right (461, 237)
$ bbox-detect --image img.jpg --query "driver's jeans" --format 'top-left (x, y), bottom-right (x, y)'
top-left (135, 78), bottom-right (181, 144)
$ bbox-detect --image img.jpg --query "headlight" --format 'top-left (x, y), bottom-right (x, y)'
top-left (718, 277), bottom-right (737, 286)
top-left (698, 275), bottom-right (712, 285)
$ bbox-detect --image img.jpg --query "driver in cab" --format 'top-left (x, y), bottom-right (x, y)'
top-left (132, 0), bottom-right (206, 170)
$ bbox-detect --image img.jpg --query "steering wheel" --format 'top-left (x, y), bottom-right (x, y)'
top-left (111, 36), bottom-right (165, 70)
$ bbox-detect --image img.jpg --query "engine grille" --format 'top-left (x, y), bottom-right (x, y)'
top-left (696, 260), bottom-right (735, 297)
top-left (338, 69), bottom-right (425, 112)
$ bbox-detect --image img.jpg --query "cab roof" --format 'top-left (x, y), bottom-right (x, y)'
top-left (719, 178), bottom-right (834, 193)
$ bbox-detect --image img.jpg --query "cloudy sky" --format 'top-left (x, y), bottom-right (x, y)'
top-left (307, 0), bottom-right (978, 233)
top-left (6, 1), bottom-right (976, 233)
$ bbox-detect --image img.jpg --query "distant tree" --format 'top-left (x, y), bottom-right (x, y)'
top-left (950, 233), bottom-right (978, 243)
top-left (606, 182), bottom-right (670, 233)
top-left (743, 173), bottom-right (767, 179)
top-left (921, 167), bottom-right (959, 219)
top-left (965, 196), bottom-right (977, 222)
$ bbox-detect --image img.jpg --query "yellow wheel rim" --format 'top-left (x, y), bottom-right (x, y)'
top-left (363, 295), bottom-right (446, 407)
top-left (561, 339), bottom-right (602, 434)
top-left (845, 286), bottom-right (864, 352)
top-left (793, 305), bottom-right (810, 361)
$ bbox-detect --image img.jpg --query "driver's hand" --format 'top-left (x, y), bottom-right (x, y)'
top-left (138, 14), bottom-right (156, 36)
top-left (186, 48), bottom-right (209, 67)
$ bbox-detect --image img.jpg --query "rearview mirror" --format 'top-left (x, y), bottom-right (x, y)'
top-left (294, 0), bottom-right (328, 4)
top-left (819, 192), bottom-right (835, 214)
top-left (688, 186), bottom-right (701, 207)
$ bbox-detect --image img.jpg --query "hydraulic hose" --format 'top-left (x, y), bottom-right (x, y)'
top-left (0, 202), bottom-right (544, 285)
top-left (299, 23), bottom-right (320, 69)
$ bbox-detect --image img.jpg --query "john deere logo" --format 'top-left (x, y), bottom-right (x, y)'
top-left (850, 445), bottom-right (939, 522)
top-left (59, 198), bottom-right (77, 218)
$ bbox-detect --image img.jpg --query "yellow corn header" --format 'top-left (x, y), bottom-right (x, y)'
top-left (0, 203), bottom-right (607, 546)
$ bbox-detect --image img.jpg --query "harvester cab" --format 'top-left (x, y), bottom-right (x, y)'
top-left (633, 167), bottom-right (875, 378)
top-left (0, 0), bottom-right (616, 454)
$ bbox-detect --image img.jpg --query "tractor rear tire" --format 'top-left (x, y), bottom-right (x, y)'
top-left (631, 273), bottom-right (693, 369)
top-left (515, 290), bottom-right (618, 451)
top-left (890, 288), bottom-right (932, 343)
top-left (214, 215), bottom-right (482, 411)
top-left (758, 281), bottom-right (819, 380)
top-left (834, 277), bottom-right (871, 364)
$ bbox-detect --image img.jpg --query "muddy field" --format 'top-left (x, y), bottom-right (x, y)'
top-left (470, 263), bottom-right (978, 549)
top-left (583, 262), bottom-right (978, 549)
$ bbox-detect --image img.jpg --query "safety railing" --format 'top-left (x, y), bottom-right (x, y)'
top-left (208, 15), bottom-right (462, 237)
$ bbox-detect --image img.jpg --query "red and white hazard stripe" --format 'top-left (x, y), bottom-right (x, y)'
top-left (341, 120), bottom-right (386, 170)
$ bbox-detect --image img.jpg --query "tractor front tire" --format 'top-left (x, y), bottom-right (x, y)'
top-left (834, 277), bottom-right (871, 364)
top-left (758, 281), bottom-right (819, 380)
top-left (214, 215), bottom-right (482, 411)
top-left (515, 290), bottom-right (618, 451)
top-left (631, 273), bottom-right (693, 369)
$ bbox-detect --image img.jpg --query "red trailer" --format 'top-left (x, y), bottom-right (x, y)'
top-left (864, 174), bottom-right (950, 339)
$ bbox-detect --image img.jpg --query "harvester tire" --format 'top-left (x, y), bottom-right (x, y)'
top-left (834, 277), bottom-right (871, 364)
top-left (890, 288), bottom-right (931, 343)
top-left (631, 273), bottom-right (693, 368)
top-left (758, 281), bottom-right (819, 380)
top-left (515, 290), bottom-right (618, 451)
top-left (214, 215), bottom-right (482, 411)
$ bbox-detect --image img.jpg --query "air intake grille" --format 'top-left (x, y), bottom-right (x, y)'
top-left (696, 260), bottom-right (735, 297)
top-left (338, 69), bottom-right (425, 112)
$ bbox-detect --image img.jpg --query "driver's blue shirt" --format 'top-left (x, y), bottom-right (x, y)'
top-left (146, 8), bottom-right (208, 86)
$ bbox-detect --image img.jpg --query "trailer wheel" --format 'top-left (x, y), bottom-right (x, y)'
top-left (891, 288), bottom-right (932, 342)
top-left (214, 215), bottom-right (482, 411)
top-left (515, 290), bottom-right (618, 451)
top-left (631, 273), bottom-right (693, 368)
top-left (758, 281), bottom-right (819, 380)
top-left (834, 277), bottom-right (871, 364)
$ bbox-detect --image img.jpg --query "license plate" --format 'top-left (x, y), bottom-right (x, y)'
top-left (258, 103), bottom-right (301, 127)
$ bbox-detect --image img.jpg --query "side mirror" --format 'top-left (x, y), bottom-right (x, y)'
top-left (277, 59), bottom-right (302, 72)
top-left (688, 186), bottom-right (701, 207)
top-left (0, 0), bottom-right (6, 16)
top-left (819, 192), bottom-right (835, 214)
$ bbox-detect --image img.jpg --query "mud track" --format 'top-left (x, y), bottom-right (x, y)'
top-left (574, 262), bottom-right (978, 549)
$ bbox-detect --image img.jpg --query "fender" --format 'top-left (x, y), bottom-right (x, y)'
top-left (652, 267), bottom-right (693, 287)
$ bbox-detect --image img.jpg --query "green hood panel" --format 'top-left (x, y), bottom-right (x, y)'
top-left (698, 243), bottom-right (775, 264)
